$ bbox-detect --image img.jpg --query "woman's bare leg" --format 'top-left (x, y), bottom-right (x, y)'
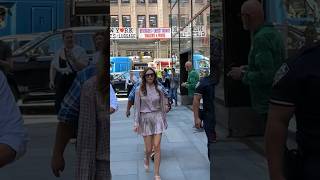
top-left (143, 135), bottom-right (153, 169)
top-left (153, 134), bottom-right (162, 176)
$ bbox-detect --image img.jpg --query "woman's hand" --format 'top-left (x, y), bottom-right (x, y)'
top-left (133, 126), bottom-right (138, 133)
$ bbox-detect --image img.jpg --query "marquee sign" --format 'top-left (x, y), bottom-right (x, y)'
top-left (138, 28), bottom-right (171, 39)
top-left (110, 27), bottom-right (137, 39)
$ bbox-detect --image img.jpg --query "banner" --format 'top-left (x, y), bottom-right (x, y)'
top-left (110, 27), bottom-right (136, 39)
top-left (138, 28), bottom-right (171, 39)
top-left (172, 25), bottom-right (206, 38)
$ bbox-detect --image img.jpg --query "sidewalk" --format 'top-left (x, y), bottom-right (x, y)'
top-left (111, 98), bottom-right (269, 180)
top-left (0, 99), bottom-right (270, 180)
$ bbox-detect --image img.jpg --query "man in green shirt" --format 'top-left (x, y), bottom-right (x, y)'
top-left (182, 61), bottom-right (199, 96)
top-left (228, 0), bottom-right (285, 120)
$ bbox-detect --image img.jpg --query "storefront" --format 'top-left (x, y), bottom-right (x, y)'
top-left (170, 0), bottom-right (222, 99)
top-left (171, 0), bottom-right (320, 137)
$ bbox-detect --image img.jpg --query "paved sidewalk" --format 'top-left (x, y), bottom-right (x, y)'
top-left (111, 98), bottom-right (269, 180)
top-left (0, 99), bottom-right (270, 180)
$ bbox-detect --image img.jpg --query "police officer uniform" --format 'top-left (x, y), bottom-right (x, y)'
top-left (270, 43), bottom-right (320, 180)
top-left (194, 75), bottom-right (217, 161)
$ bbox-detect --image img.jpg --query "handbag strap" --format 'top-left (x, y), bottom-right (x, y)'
top-left (64, 48), bottom-right (77, 73)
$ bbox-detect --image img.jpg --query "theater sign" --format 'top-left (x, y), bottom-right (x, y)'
top-left (110, 27), bottom-right (137, 39)
top-left (138, 28), bottom-right (171, 39)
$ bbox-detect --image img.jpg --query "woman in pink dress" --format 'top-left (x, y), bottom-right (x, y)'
top-left (133, 67), bottom-right (169, 180)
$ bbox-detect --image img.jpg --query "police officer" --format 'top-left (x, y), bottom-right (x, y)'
top-left (265, 42), bottom-right (320, 180)
top-left (192, 69), bottom-right (218, 162)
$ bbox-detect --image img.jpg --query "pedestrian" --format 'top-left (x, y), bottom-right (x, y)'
top-left (227, 0), bottom-right (285, 130)
top-left (92, 31), bottom-right (105, 65)
top-left (0, 71), bottom-right (28, 168)
top-left (0, 8), bottom-right (5, 28)
top-left (126, 71), bottom-right (138, 97)
top-left (51, 31), bottom-right (117, 179)
top-left (49, 29), bottom-right (89, 113)
top-left (169, 68), bottom-right (179, 106)
top-left (159, 70), bottom-right (170, 91)
top-left (265, 42), bottom-right (320, 180)
top-left (181, 61), bottom-right (199, 97)
top-left (0, 37), bottom-right (12, 75)
top-left (126, 76), bottom-right (168, 118)
top-left (133, 67), bottom-right (169, 180)
top-left (193, 68), bottom-right (219, 163)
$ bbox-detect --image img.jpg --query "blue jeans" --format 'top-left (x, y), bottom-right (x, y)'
top-left (169, 88), bottom-right (178, 102)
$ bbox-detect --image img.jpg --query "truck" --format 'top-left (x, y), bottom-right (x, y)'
top-left (110, 57), bottom-right (132, 73)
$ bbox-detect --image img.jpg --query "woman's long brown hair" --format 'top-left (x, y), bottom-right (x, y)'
top-left (97, 30), bottom-right (108, 103)
top-left (140, 67), bottom-right (161, 96)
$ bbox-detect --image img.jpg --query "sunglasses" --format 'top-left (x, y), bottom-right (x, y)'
top-left (144, 73), bottom-right (155, 78)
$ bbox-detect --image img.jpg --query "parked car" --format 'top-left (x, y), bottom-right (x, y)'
top-left (111, 69), bottom-right (143, 96)
top-left (0, 33), bottom-right (40, 52)
top-left (7, 26), bottom-right (106, 101)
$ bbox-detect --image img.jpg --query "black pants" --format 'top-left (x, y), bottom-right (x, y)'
top-left (54, 72), bottom-right (76, 113)
top-left (127, 84), bottom-right (134, 97)
top-left (200, 109), bottom-right (216, 162)
top-left (301, 154), bottom-right (320, 180)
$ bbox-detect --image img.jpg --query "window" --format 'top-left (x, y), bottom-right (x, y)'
top-left (148, 0), bottom-right (157, 3)
top-left (179, 14), bottom-right (188, 27)
top-left (110, 0), bottom-right (118, 3)
top-left (195, 14), bottom-right (204, 26)
top-left (195, 0), bottom-right (203, 3)
top-left (149, 15), bottom-right (158, 28)
top-left (79, 15), bottom-right (107, 26)
top-left (111, 15), bottom-right (119, 27)
top-left (121, 0), bottom-right (130, 3)
top-left (180, 0), bottom-right (188, 3)
top-left (122, 15), bottom-right (131, 27)
top-left (170, 14), bottom-right (178, 27)
top-left (33, 35), bottom-right (63, 56)
top-left (137, 15), bottom-right (146, 28)
top-left (0, 6), bottom-right (7, 29)
top-left (137, 0), bottom-right (145, 3)
top-left (75, 33), bottom-right (95, 54)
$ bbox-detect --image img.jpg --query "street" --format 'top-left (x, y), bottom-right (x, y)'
top-left (1, 98), bottom-right (270, 180)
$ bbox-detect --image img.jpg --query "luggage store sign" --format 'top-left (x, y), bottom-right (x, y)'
top-left (138, 28), bottom-right (171, 39)
top-left (110, 27), bottom-right (136, 39)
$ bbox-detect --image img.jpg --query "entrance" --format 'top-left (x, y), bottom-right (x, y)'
top-left (217, 0), bottom-right (266, 137)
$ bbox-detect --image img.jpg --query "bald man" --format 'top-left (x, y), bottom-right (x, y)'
top-left (228, 0), bottom-right (285, 124)
top-left (181, 61), bottom-right (199, 97)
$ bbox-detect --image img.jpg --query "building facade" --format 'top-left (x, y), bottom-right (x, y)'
top-left (0, 0), bottom-right (65, 36)
top-left (110, 0), bottom-right (171, 58)
top-left (73, 0), bottom-right (109, 27)
top-left (170, 0), bottom-right (223, 95)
